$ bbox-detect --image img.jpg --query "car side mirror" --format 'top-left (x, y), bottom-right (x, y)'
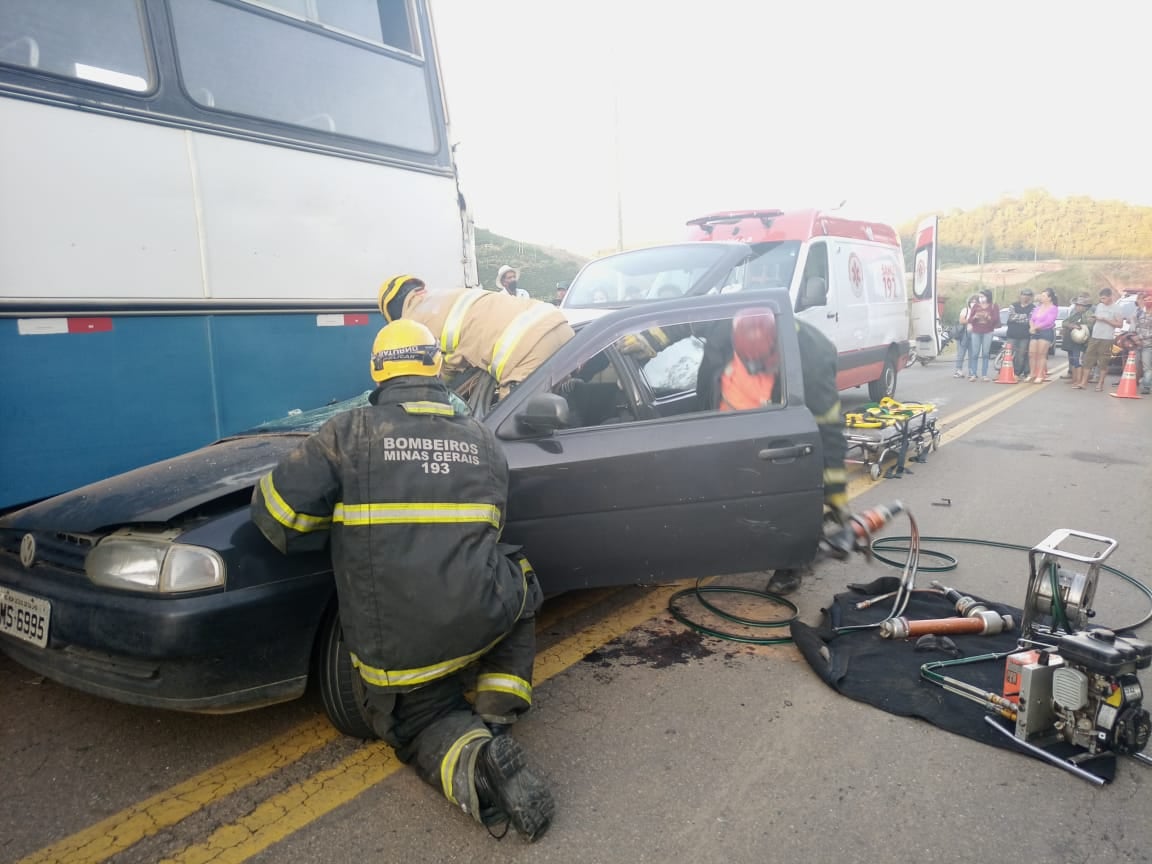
top-left (515, 393), bottom-right (571, 435)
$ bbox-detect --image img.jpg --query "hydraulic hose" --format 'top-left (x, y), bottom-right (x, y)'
top-left (666, 533), bottom-right (1152, 643)
top-left (667, 580), bottom-right (798, 646)
top-left (869, 535), bottom-right (1152, 634)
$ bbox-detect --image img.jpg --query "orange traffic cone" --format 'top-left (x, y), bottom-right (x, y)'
top-left (1111, 350), bottom-right (1142, 399)
top-left (995, 341), bottom-right (1017, 384)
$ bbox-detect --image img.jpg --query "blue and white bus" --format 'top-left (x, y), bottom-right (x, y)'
top-left (0, 0), bottom-right (475, 509)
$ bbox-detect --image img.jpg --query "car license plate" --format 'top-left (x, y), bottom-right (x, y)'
top-left (0, 587), bottom-right (50, 648)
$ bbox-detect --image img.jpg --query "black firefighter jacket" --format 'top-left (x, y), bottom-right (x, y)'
top-left (250, 378), bottom-right (531, 690)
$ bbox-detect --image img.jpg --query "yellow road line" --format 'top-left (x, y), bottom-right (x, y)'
top-left (18, 721), bottom-right (342, 864)
top-left (938, 379), bottom-right (1046, 442)
top-left (536, 586), bottom-right (621, 631)
top-left (158, 586), bottom-right (684, 864)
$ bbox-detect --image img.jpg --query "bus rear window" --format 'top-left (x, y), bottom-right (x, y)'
top-left (170, 0), bottom-right (436, 152)
top-left (0, 0), bottom-right (152, 93)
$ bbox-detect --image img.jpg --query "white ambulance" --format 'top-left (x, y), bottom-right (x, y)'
top-left (563, 208), bottom-right (939, 400)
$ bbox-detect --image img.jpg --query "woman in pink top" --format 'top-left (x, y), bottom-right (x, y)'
top-left (1027, 288), bottom-right (1059, 383)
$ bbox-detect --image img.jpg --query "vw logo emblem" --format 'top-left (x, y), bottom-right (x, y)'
top-left (20, 533), bottom-right (36, 569)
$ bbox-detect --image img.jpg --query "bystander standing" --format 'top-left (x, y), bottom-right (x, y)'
top-left (497, 265), bottom-right (530, 298)
top-left (1005, 288), bottom-right (1035, 379)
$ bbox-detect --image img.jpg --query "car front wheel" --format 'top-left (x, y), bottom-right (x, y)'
top-left (312, 602), bottom-right (376, 739)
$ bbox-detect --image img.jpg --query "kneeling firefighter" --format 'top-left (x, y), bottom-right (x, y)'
top-left (378, 275), bottom-right (574, 398)
top-left (251, 319), bottom-right (554, 841)
top-left (697, 309), bottom-right (848, 595)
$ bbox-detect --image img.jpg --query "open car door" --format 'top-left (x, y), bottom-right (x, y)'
top-left (484, 293), bottom-right (825, 594)
top-left (910, 215), bottom-right (940, 362)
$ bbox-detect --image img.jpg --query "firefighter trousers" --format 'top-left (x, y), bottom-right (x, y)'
top-left (361, 611), bottom-right (538, 819)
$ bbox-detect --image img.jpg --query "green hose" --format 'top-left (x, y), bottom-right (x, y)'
top-left (666, 534), bottom-right (1152, 643)
top-left (870, 534), bottom-right (1152, 633)
top-left (667, 580), bottom-right (797, 645)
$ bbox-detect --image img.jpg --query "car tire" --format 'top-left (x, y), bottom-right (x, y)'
top-left (868, 350), bottom-right (898, 401)
top-left (312, 602), bottom-right (376, 739)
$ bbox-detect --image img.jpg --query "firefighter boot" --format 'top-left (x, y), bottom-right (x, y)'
top-left (766, 565), bottom-right (812, 596)
top-left (474, 735), bottom-right (555, 841)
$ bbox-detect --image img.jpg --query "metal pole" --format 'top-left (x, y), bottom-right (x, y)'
top-left (612, 76), bottom-right (624, 252)
top-left (982, 716), bottom-right (1107, 786)
top-left (979, 223), bottom-right (987, 286)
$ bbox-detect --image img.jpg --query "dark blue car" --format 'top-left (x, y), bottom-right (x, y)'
top-left (0, 282), bottom-right (825, 736)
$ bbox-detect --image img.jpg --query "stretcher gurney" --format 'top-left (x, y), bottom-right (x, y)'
top-left (843, 398), bottom-right (941, 481)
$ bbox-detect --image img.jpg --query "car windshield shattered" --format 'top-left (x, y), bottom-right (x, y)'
top-left (236, 391), bottom-right (472, 436)
top-left (565, 241), bottom-right (800, 308)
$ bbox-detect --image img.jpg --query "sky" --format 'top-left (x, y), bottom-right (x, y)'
top-left (431, 0), bottom-right (1148, 256)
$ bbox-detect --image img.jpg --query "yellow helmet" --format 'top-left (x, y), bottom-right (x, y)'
top-left (378, 274), bottom-right (425, 322)
top-left (369, 320), bottom-right (443, 383)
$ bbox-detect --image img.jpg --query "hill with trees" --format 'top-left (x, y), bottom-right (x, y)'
top-left (475, 227), bottom-right (588, 300)
top-left (900, 189), bottom-right (1152, 268)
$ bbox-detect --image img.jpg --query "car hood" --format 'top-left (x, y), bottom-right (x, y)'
top-left (0, 435), bottom-right (304, 534)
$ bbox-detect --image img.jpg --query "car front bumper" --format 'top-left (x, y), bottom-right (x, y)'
top-left (0, 557), bottom-right (333, 713)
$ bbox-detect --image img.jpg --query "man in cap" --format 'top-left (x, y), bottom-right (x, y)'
top-left (378, 275), bottom-right (574, 399)
top-left (1005, 288), bottom-right (1035, 380)
top-left (251, 319), bottom-right (554, 841)
top-left (497, 265), bottom-right (529, 298)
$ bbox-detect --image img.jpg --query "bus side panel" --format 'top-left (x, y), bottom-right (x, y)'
top-left (0, 102), bottom-right (469, 305)
top-left (0, 100), bottom-right (204, 300)
top-left (0, 316), bottom-right (219, 506)
top-left (0, 312), bottom-right (378, 508)
top-left (191, 134), bottom-right (468, 300)
top-left (208, 313), bottom-right (371, 434)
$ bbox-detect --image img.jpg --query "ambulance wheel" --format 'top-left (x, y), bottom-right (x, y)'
top-left (868, 351), bottom-right (898, 401)
top-left (869, 463), bottom-right (882, 481)
top-left (312, 602), bottom-right (376, 740)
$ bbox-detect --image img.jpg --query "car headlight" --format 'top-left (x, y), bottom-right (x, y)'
top-left (86, 534), bottom-right (225, 593)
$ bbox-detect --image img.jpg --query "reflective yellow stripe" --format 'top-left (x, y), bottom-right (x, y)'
top-left (333, 502), bottom-right (501, 527)
top-left (824, 467), bottom-right (848, 486)
top-left (489, 303), bottom-right (555, 382)
top-left (516, 557), bottom-right (532, 620)
top-left (352, 632), bottom-right (504, 688)
top-left (647, 327), bottom-right (670, 349)
top-left (476, 673), bottom-right (533, 705)
top-left (259, 473), bottom-right (333, 533)
top-left (351, 556), bottom-right (532, 690)
top-left (813, 400), bottom-right (843, 425)
top-left (440, 290), bottom-right (485, 353)
top-left (399, 401), bottom-right (455, 416)
top-left (440, 728), bottom-right (491, 805)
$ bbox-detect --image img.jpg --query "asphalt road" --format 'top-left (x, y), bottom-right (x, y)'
top-left (3, 352), bottom-right (1150, 864)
